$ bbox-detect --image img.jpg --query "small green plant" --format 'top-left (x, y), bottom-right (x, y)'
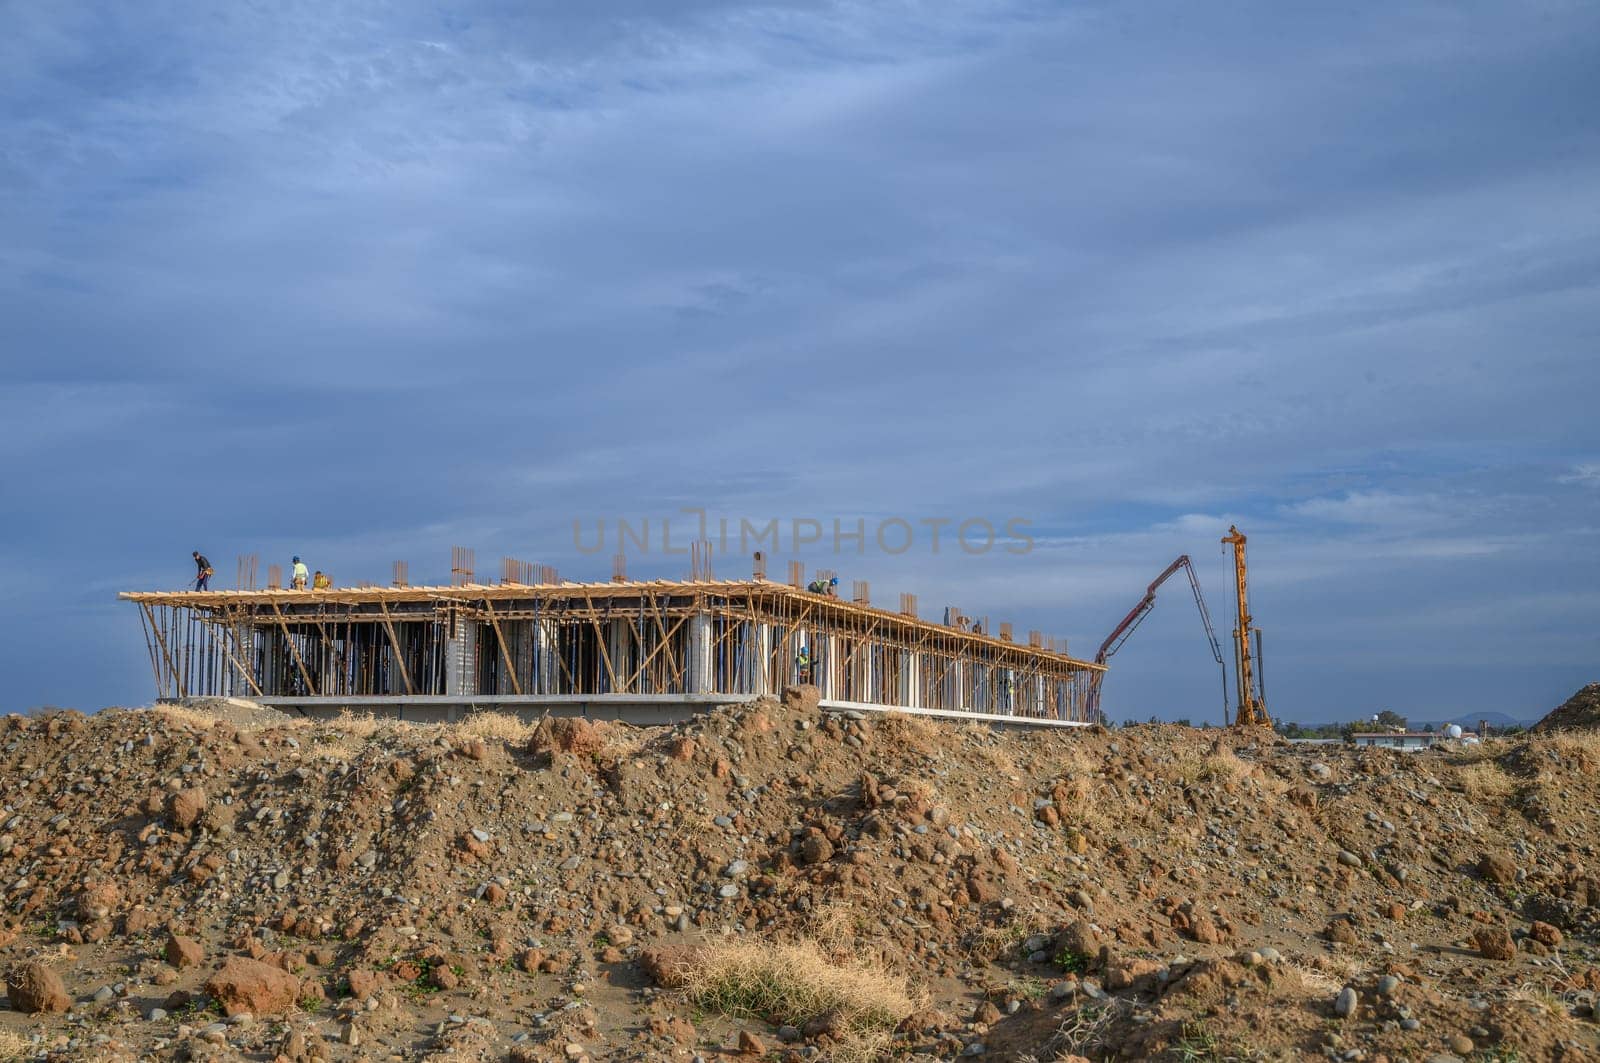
top-left (299, 995), bottom-right (325, 1013)
top-left (1013, 976), bottom-right (1048, 1001)
top-left (1053, 948), bottom-right (1088, 974)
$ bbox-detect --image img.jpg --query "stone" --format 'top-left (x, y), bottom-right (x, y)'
top-left (170, 787), bottom-right (207, 830)
top-left (1325, 920), bottom-right (1360, 945)
top-left (1529, 921), bottom-right (1563, 947)
top-left (640, 946), bottom-right (703, 989)
top-left (5, 960), bottom-right (71, 1014)
top-left (1477, 853), bottom-right (1516, 885)
top-left (1471, 926), bottom-right (1516, 962)
top-left (165, 933), bottom-right (205, 970)
top-left (1334, 986), bottom-right (1357, 1018)
top-left (1448, 1035), bottom-right (1475, 1054)
top-left (1377, 975), bottom-right (1401, 997)
top-left (1054, 919), bottom-right (1100, 962)
top-left (1337, 850), bottom-right (1362, 868)
top-left (971, 1000), bottom-right (1002, 1024)
top-left (1104, 958), bottom-right (1163, 990)
top-left (737, 1030), bottom-right (765, 1055)
top-left (346, 969), bottom-right (393, 1000)
top-left (799, 833), bottom-right (834, 865)
top-left (204, 957), bottom-right (302, 1017)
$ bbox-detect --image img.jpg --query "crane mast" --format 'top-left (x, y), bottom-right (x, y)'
top-left (1222, 525), bottom-right (1270, 727)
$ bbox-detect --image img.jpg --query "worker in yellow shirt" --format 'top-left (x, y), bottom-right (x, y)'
top-left (312, 570), bottom-right (332, 590)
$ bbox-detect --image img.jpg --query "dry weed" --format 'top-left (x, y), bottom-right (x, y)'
top-left (454, 711), bottom-right (536, 744)
top-left (1020, 998), bottom-right (1127, 1061)
top-left (330, 710), bottom-right (389, 739)
top-left (148, 704), bottom-right (229, 732)
top-left (1545, 733), bottom-right (1600, 771)
top-left (876, 711), bottom-right (940, 755)
top-left (684, 937), bottom-right (923, 1063)
top-left (1283, 961), bottom-right (1344, 997)
top-left (963, 914), bottom-right (1053, 964)
top-left (1457, 762), bottom-right (1514, 802)
top-left (958, 723), bottom-right (1019, 776)
top-left (0, 1029), bottom-right (31, 1061)
top-left (1306, 952), bottom-right (1364, 985)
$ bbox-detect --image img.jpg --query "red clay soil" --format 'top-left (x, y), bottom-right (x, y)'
top-left (0, 690), bottom-right (1596, 1060)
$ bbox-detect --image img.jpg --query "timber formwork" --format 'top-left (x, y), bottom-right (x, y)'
top-left (119, 580), bottom-right (1103, 723)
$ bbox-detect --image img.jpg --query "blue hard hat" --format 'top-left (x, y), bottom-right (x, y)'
top-left (800, 646), bottom-right (809, 654)
top-left (830, 576), bottom-right (839, 584)
top-left (292, 556), bottom-right (301, 563)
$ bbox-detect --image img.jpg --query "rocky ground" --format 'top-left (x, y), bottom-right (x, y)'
top-left (1, 689), bottom-right (1598, 1061)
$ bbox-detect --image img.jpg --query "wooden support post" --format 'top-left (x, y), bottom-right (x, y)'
top-left (143, 604), bottom-right (185, 698)
top-left (481, 599), bottom-right (524, 696)
top-left (269, 601), bottom-right (318, 696)
top-left (202, 611), bottom-right (264, 698)
top-left (376, 599), bottom-right (416, 695)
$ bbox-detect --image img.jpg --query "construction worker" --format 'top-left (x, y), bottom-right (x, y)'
top-left (807, 577), bottom-right (828, 595)
top-left (312, 570), bottom-right (332, 590)
top-left (795, 646), bottom-right (813, 684)
top-left (291, 555), bottom-right (309, 590)
top-left (192, 551), bottom-right (213, 591)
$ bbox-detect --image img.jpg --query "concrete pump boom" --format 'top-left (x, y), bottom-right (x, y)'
top-left (1085, 555), bottom-right (1228, 723)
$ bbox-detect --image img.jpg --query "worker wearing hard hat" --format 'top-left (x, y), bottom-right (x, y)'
top-left (291, 555), bottom-right (310, 590)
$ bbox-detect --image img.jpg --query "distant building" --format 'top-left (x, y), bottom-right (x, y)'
top-left (1350, 731), bottom-right (1477, 751)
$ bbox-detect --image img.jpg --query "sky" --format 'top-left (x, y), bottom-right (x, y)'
top-left (2, 0), bottom-right (1597, 723)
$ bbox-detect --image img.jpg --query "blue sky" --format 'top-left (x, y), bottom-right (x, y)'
top-left (2, 0), bottom-right (1597, 723)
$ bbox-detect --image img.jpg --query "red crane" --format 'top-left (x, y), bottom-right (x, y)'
top-left (1085, 555), bottom-right (1228, 724)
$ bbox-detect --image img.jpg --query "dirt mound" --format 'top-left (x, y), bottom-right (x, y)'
top-left (0, 701), bottom-right (1595, 1060)
top-left (1533, 683), bottom-right (1600, 732)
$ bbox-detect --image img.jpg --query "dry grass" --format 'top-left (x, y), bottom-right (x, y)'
top-left (330, 710), bottom-right (392, 739)
top-left (963, 912), bottom-right (1053, 964)
top-left (1170, 750), bottom-right (1251, 789)
top-left (1283, 961), bottom-right (1345, 997)
top-left (1017, 998), bottom-right (1127, 1062)
top-left (1457, 762), bottom-right (1514, 802)
top-left (0, 1029), bottom-right (32, 1061)
top-left (683, 936), bottom-right (923, 1063)
top-left (875, 711), bottom-right (940, 755)
top-left (148, 703), bottom-right (230, 732)
top-left (454, 711), bottom-right (537, 744)
top-left (958, 723), bottom-right (1019, 777)
top-left (1544, 733), bottom-right (1600, 771)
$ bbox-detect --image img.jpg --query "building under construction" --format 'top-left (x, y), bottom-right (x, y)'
top-left (120, 559), bottom-right (1101, 727)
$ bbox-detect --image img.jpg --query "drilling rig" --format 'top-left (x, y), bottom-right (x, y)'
top-left (1222, 525), bottom-right (1271, 727)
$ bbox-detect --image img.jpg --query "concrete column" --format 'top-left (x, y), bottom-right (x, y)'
top-left (687, 612), bottom-right (713, 694)
top-left (445, 616), bottom-right (478, 697)
top-left (819, 634), bottom-right (837, 699)
top-left (753, 623), bottom-right (772, 694)
top-left (902, 651), bottom-right (921, 708)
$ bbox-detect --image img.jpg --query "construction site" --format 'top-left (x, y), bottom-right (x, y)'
top-left (119, 550), bottom-right (1103, 727)
top-left (0, 529), bottom-right (1587, 1062)
top-left (118, 526), bottom-right (1279, 734)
